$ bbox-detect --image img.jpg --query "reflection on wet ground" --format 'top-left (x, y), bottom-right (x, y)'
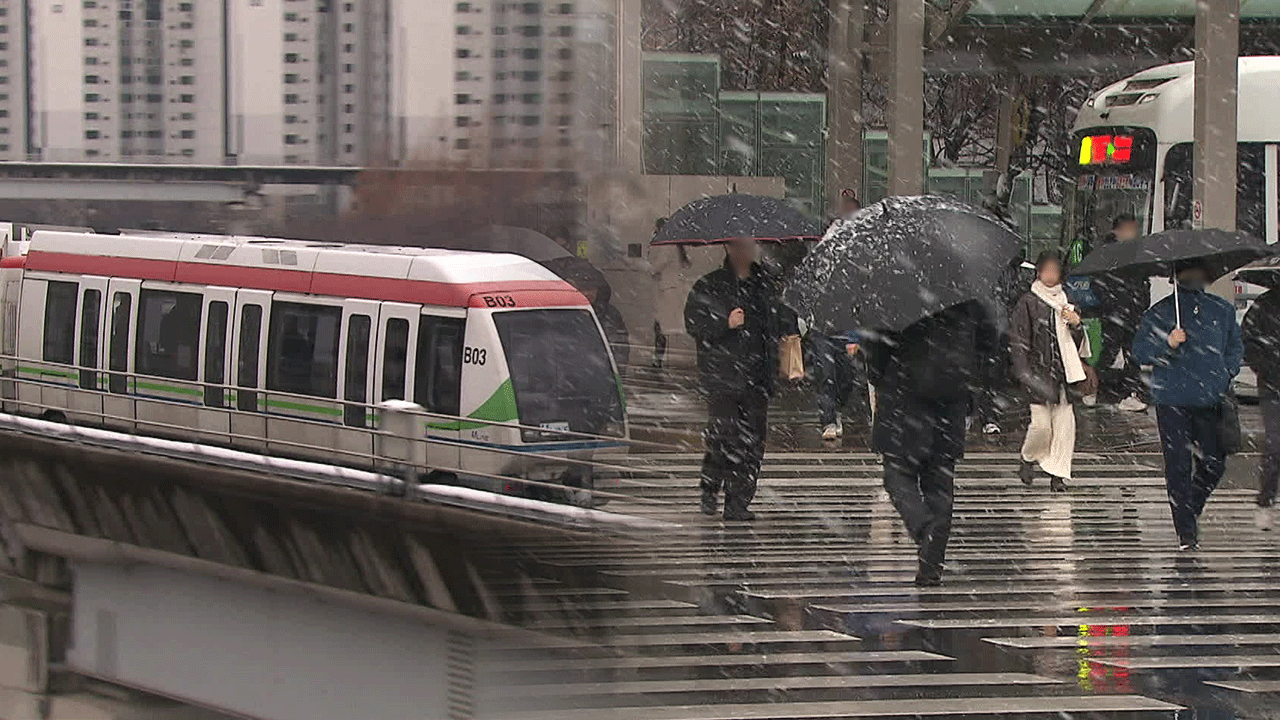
top-left (485, 447), bottom-right (1280, 719)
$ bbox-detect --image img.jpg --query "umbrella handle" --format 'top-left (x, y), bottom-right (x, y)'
top-left (1173, 278), bottom-right (1181, 329)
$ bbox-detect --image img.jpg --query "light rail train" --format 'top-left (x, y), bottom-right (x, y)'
top-left (0, 229), bottom-right (627, 495)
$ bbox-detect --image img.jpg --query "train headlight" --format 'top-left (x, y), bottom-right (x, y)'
top-left (1085, 97), bottom-right (1096, 108)
top-left (1138, 93), bottom-right (1159, 104)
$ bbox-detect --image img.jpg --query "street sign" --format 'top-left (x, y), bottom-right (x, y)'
top-left (1192, 199), bottom-right (1204, 229)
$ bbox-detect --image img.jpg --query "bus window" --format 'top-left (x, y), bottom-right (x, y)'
top-left (204, 301), bottom-right (229, 408)
top-left (79, 289), bottom-right (101, 390)
top-left (108, 293), bottom-right (131, 393)
top-left (137, 289), bottom-right (202, 381)
top-left (415, 317), bottom-right (463, 417)
top-left (381, 318), bottom-right (409, 402)
top-left (237, 305), bottom-right (262, 412)
top-left (43, 281), bottom-right (78, 365)
top-left (344, 314), bottom-right (371, 427)
top-left (266, 302), bottom-right (342, 399)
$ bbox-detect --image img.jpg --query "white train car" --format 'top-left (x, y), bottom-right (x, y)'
top-left (0, 230), bottom-right (627, 492)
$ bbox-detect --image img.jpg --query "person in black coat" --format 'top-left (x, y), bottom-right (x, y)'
top-left (863, 300), bottom-right (997, 586)
top-left (1243, 289), bottom-right (1280, 528)
top-left (684, 239), bottom-right (789, 521)
top-left (1090, 214), bottom-right (1150, 410)
top-left (1010, 252), bottom-right (1094, 492)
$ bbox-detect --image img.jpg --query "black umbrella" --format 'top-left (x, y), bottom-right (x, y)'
top-left (1234, 255), bottom-right (1280, 290)
top-left (652, 193), bottom-right (821, 245)
top-left (783, 195), bottom-right (1023, 335)
top-left (1071, 228), bottom-right (1274, 281)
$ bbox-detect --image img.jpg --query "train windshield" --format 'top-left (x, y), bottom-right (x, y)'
top-left (493, 309), bottom-right (624, 441)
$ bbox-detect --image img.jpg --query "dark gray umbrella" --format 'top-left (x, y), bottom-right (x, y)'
top-left (651, 193), bottom-right (821, 245)
top-left (1072, 228), bottom-right (1274, 281)
top-left (783, 195), bottom-right (1022, 335)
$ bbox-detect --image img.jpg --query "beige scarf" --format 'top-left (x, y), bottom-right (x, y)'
top-left (1031, 280), bottom-right (1090, 384)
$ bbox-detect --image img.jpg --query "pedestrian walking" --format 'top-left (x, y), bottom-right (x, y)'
top-left (816, 190), bottom-right (864, 441)
top-left (1243, 287), bottom-right (1280, 530)
top-left (1133, 258), bottom-right (1242, 550)
top-left (974, 259), bottom-right (1034, 436)
top-left (837, 188), bottom-right (862, 221)
top-left (1091, 214), bottom-right (1151, 412)
top-left (1010, 252), bottom-right (1095, 493)
top-left (684, 239), bottom-right (788, 521)
top-left (864, 301), bottom-right (997, 586)
top-left (815, 331), bottom-right (861, 440)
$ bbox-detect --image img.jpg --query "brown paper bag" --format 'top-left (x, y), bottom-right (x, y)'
top-left (779, 334), bottom-right (804, 380)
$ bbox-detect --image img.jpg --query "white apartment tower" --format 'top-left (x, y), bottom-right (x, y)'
top-left (9, 0), bottom-right (392, 165)
top-left (396, 0), bottom-right (617, 169)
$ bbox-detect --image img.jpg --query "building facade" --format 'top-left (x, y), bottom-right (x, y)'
top-left (1, 0), bottom-right (392, 165)
top-left (0, 0), bottom-right (615, 168)
top-left (395, 0), bottom-right (616, 169)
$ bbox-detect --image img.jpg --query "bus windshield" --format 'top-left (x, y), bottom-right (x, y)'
top-left (1063, 128), bottom-right (1157, 263)
top-left (493, 308), bottom-right (624, 441)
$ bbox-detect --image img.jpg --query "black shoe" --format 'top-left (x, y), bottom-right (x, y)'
top-left (915, 558), bottom-right (944, 587)
top-left (1049, 477), bottom-right (1068, 493)
top-left (914, 573), bottom-right (943, 587)
top-left (700, 489), bottom-right (718, 516)
top-left (723, 507), bottom-right (756, 522)
top-left (1019, 461), bottom-right (1035, 486)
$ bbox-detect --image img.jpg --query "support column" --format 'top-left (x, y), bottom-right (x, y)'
top-left (616, 0), bottom-right (644, 173)
top-left (994, 73), bottom-right (1022, 176)
top-left (1193, 0), bottom-right (1239, 232)
top-left (887, 0), bottom-right (925, 196)
top-left (826, 0), bottom-right (866, 206)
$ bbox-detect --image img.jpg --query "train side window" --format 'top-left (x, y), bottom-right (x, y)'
top-left (1, 280), bottom-right (19, 357)
top-left (381, 318), bottom-right (409, 401)
top-left (343, 314), bottom-right (371, 427)
top-left (203, 301), bottom-right (229, 408)
top-left (42, 281), bottom-right (78, 365)
top-left (108, 292), bottom-right (131, 393)
top-left (79, 289), bottom-right (101, 390)
top-left (266, 302), bottom-right (342, 399)
top-left (415, 316), bottom-right (463, 417)
top-left (136, 289), bottom-right (203, 381)
top-left (237, 304), bottom-right (262, 412)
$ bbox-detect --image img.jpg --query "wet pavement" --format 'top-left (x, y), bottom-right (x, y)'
top-left (483, 376), bottom-right (1280, 719)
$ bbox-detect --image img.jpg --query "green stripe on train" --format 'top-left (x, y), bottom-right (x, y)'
top-left (428, 378), bottom-right (518, 431)
top-left (17, 366), bottom-right (77, 380)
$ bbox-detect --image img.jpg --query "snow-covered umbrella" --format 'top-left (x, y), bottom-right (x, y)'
top-left (783, 195), bottom-right (1023, 335)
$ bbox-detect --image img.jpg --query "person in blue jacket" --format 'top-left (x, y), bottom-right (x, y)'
top-left (1132, 257), bottom-right (1242, 550)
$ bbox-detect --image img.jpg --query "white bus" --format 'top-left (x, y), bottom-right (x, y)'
top-left (1067, 56), bottom-right (1280, 396)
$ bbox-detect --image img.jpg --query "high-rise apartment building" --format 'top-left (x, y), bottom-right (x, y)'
top-left (0, 0), bottom-right (615, 168)
top-left (3, 0), bottom-right (391, 165)
top-left (395, 0), bottom-right (616, 169)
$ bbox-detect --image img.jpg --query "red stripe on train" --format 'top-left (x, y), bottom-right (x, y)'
top-left (23, 251), bottom-right (587, 307)
top-left (0, 256), bottom-right (25, 269)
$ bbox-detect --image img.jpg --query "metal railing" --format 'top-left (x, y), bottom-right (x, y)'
top-left (0, 355), bottom-right (686, 513)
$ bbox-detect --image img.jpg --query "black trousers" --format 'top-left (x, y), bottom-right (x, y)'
top-left (975, 333), bottom-right (1011, 425)
top-left (1156, 404), bottom-right (1226, 545)
top-left (883, 453), bottom-right (957, 574)
top-left (814, 335), bottom-right (857, 426)
top-left (701, 390), bottom-right (769, 511)
top-left (1260, 397), bottom-right (1280, 507)
top-left (1098, 318), bottom-right (1146, 400)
